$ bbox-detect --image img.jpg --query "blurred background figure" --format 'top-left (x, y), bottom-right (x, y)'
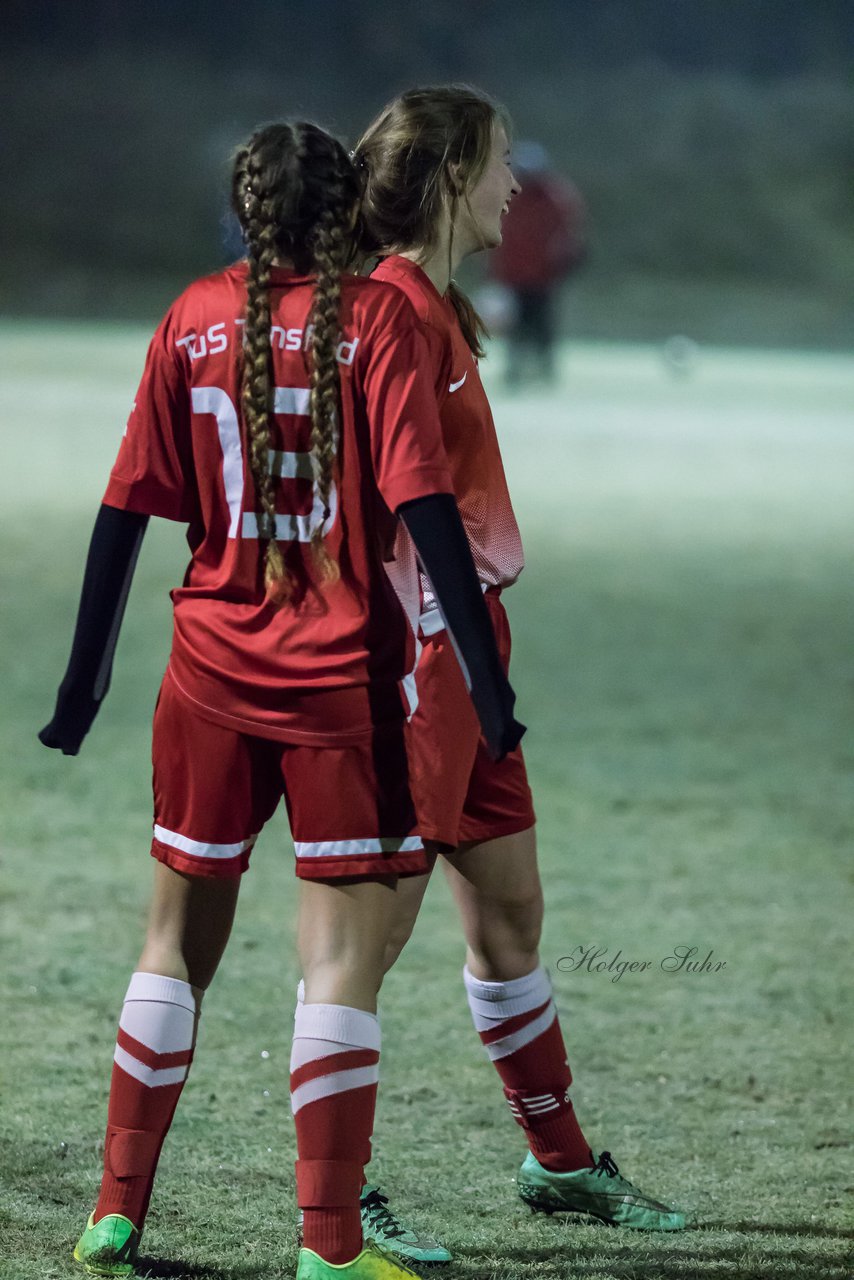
top-left (489, 141), bottom-right (586, 386)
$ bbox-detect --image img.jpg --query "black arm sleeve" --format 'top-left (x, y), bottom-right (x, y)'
top-left (38, 504), bottom-right (149, 756)
top-left (399, 493), bottom-right (526, 761)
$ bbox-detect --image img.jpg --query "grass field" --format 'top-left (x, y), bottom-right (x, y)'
top-left (1, 322), bottom-right (852, 1279)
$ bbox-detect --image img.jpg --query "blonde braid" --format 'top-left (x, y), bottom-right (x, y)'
top-left (231, 120), bottom-right (360, 599)
top-left (237, 148), bottom-right (293, 603)
top-left (307, 208), bottom-right (349, 584)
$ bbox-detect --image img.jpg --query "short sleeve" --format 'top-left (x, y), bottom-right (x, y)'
top-left (360, 315), bottom-right (454, 513)
top-left (420, 319), bottom-right (454, 406)
top-left (103, 310), bottom-right (196, 521)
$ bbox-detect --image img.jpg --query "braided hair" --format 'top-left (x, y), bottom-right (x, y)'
top-left (231, 122), bottom-right (360, 603)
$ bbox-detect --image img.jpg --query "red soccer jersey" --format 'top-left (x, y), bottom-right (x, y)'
top-left (104, 263), bottom-right (453, 743)
top-left (371, 256), bottom-right (524, 628)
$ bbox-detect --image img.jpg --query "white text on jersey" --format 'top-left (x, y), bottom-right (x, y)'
top-left (176, 320), bottom-right (359, 366)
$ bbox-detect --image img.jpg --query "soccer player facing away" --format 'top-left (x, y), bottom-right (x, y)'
top-left (39, 121), bottom-right (523, 1280)
top-left (341, 87), bottom-right (686, 1264)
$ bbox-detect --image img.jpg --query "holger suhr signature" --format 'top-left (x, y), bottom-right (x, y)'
top-left (556, 945), bottom-right (726, 983)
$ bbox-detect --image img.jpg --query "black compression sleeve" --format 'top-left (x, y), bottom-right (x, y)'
top-left (38, 504), bottom-right (149, 756)
top-left (399, 493), bottom-right (526, 761)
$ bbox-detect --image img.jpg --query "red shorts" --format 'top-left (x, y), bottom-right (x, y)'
top-left (406, 592), bottom-right (535, 848)
top-left (150, 673), bottom-right (426, 881)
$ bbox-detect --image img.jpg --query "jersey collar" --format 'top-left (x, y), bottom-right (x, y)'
top-left (375, 255), bottom-right (449, 308)
top-left (230, 260), bottom-right (317, 286)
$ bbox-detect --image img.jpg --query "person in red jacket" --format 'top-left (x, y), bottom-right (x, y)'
top-left (489, 140), bottom-right (586, 385)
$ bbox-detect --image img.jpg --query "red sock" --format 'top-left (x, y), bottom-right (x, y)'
top-left (94, 973), bottom-right (197, 1229)
top-left (464, 965), bottom-right (592, 1172)
top-left (291, 1002), bottom-right (380, 1264)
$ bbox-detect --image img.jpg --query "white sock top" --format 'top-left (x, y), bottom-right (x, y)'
top-left (463, 964), bottom-right (552, 1020)
top-left (125, 971), bottom-right (197, 1013)
top-left (293, 1001), bottom-right (381, 1052)
top-left (119, 972), bottom-right (196, 1053)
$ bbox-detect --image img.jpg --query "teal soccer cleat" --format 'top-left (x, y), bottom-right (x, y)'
top-left (517, 1150), bottom-right (686, 1231)
top-left (360, 1185), bottom-right (451, 1265)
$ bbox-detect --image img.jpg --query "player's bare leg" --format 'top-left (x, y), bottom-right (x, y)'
top-left (75, 864), bottom-right (242, 1274)
top-left (443, 827), bottom-right (593, 1165)
top-left (298, 875), bottom-right (400, 1010)
top-left (294, 876), bottom-right (407, 1266)
top-left (292, 864), bottom-right (448, 1266)
top-left (138, 860), bottom-right (241, 995)
top-left (380, 850), bottom-right (439, 974)
top-left (442, 826), bottom-right (543, 980)
top-left (444, 826), bottom-right (685, 1231)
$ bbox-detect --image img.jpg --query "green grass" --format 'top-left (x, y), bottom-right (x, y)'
top-left (1, 324), bottom-right (852, 1279)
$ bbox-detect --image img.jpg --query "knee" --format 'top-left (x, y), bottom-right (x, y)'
top-left (301, 935), bottom-right (388, 1010)
top-left (466, 889), bottom-right (544, 978)
top-left (137, 932), bottom-right (192, 987)
top-left (138, 910), bottom-right (226, 991)
top-left (380, 869), bottom-right (432, 975)
top-left (381, 912), bottom-right (418, 975)
top-left (496, 885), bottom-right (545, 949)
top-left (140, 865), bottom-right (239, 991)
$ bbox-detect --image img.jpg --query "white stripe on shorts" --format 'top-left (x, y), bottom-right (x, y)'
top-left (153, 825), bottom-right (256, 861)
top-left (294, 836), bottom-right (422, 859)
top-left (290, 1063), bottom-right (380, 1114)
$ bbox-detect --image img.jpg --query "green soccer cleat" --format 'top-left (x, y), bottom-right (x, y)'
top-left (73, 1212), bottom-right (140, 1276)
top-left (517, 1150), bottom-right (686, 1231)
top-left (296, 1240), bottom-right (422, 1278)
top-left (360, 1185), bottom-right (451, 1265)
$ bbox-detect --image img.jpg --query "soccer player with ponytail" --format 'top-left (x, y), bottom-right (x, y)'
top-left (40, 120), bottom-right (522, 1280)
top-left (344, 86), bottom-right (685, 1264)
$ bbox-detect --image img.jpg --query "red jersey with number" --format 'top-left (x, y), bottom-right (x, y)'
top-left (103, 263), bottom-right (453, 743)
top-left (371, 256), bottom-right (524, 628)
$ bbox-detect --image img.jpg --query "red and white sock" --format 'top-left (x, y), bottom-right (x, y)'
top-left (464, 965), bottom-right (592, 1172)
top-left (291, 1001), bottom-right (380, 1264)
top-left (94, 972), bottom-right (198, 1228)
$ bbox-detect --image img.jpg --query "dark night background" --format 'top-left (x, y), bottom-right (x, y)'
top-left (3, 0), bottom-right (852, 346)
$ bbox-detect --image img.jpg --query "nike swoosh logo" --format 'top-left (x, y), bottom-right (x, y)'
top-left (449, 372), bottom-right (467, 393)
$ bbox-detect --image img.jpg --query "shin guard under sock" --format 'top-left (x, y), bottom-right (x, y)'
top-left (464, 965), bottom-right (592, 1171)
top-left (94, 972), bottom-right (197, 1228)
top-left (291, 1000), bottom-right (380, 1263)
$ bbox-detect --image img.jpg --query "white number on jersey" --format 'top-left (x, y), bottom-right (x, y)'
top-left (190, 386), bottom-right (337, 542)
